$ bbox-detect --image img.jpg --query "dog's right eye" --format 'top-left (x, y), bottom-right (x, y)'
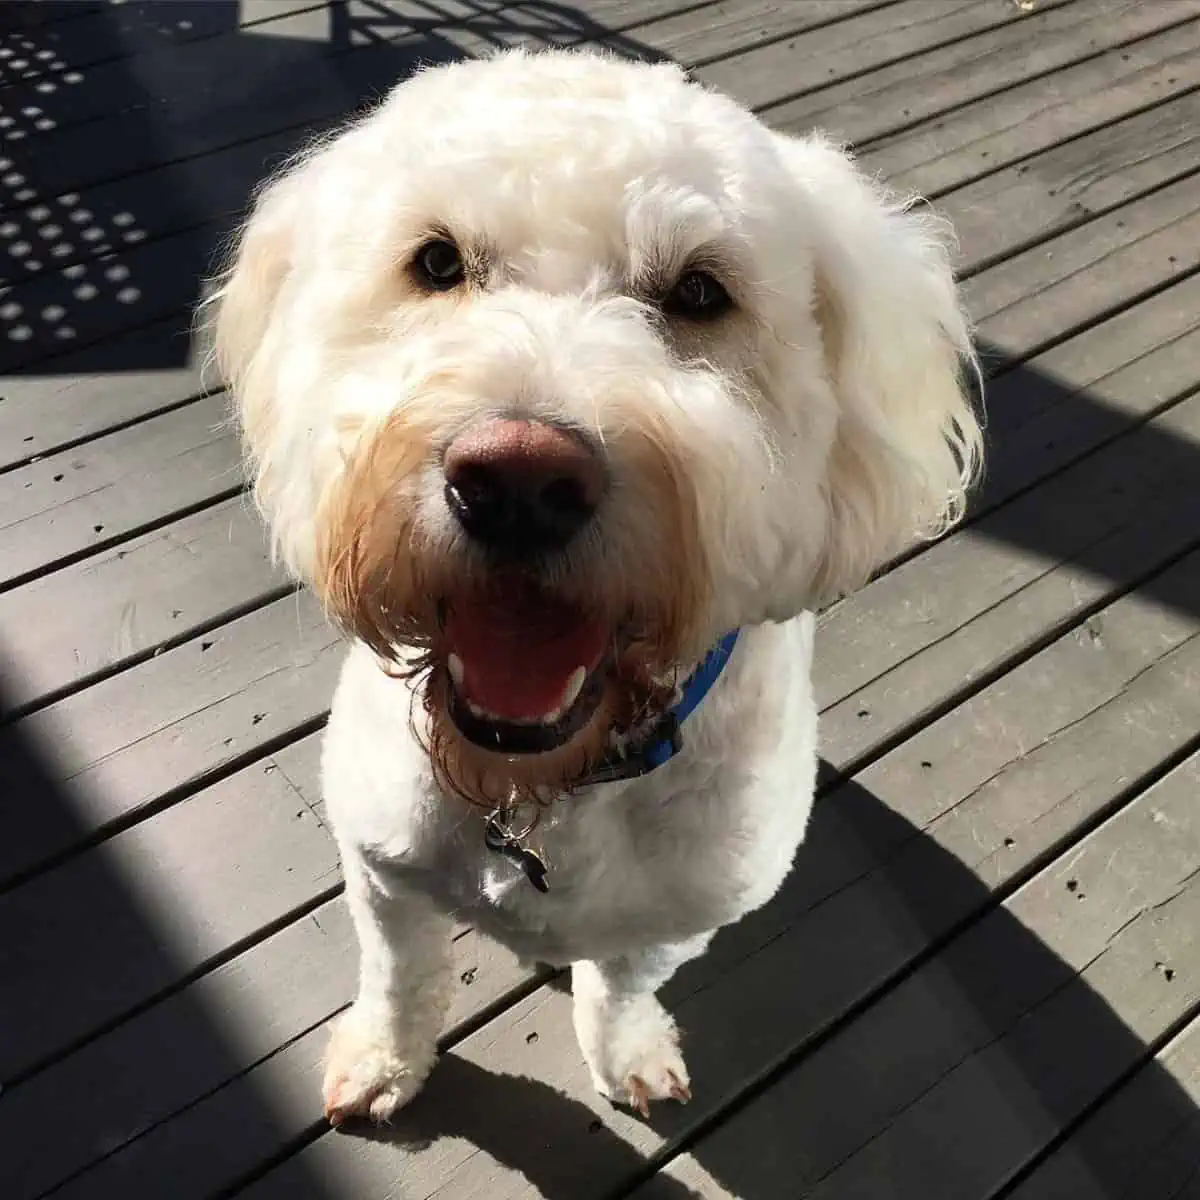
top-left (663, 269), bottom-right (733, 321)
top-left (413, 238), bottom-right (465, 290)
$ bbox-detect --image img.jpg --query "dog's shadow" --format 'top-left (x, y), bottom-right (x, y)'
top-left (350, 1053), bottom-right (704, 1200)
top-left (335, 769), bottom-right (1200, 1199)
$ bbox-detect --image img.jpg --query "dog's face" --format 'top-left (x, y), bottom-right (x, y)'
top-left (209, 50), bottom-right (981, 803)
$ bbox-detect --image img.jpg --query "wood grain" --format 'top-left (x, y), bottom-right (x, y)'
top-left (0, 493), bottom-right (285, 713)
top-left (635, 750), bottom-right (1200, 1199)
top-left (767, 0), bottom-right (1200, 145)
top-left (0, 391), bottom-right (241, 587)
top-left (865, 16), bottom-right (1200, 197)
top-left (937, 86), bottom-right (1200, 278)
top-left (2, 4), bottom-right (1187, 455)
top-left (2, 727), bottom-right (540, 1200)
top-left (0, 590), bottom-right (343, 885)
top-left (818, 395), bottom-right (1200, 770)
top-left (0, 311), bottom-right (209, 469)
top-left (706, 0), bottom-right (1067, 112)
top-left (964, 170), bottom-right (1200, 359)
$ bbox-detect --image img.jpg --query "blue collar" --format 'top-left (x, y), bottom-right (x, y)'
top-left (582, 629), bottom-right (740, 786)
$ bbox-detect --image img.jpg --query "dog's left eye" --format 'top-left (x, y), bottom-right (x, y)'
top-left (664, 270), bottom-right (733, 320)
top-left (413, 238), bottom-right (466, 290)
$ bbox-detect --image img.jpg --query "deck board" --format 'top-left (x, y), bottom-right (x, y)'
top-left (0, 2), bottom-right (328, 119)
top-left (0, 311), bottom-right (210, 468)
top-left (817, 396), bottom-right (1200, 772)
top-left (1, 3), bottom-right (1197, 1198)
top-left (2, 8), bottom-right (1187, 448)
top-left (0, 748), bottom-right (340, 1084)
top-left (2, 265), bottom-right (1180, 864)
top-left (1, 10), bottom-right (1190, 458)
top-left (0, 590), bottom-right (341, 884)
top-left (1007, 1014), bottom-right (1200, 1200)
top-left (0, 394), bottom-right (242, 588)
top-left (3, 201), bottom-right (1193, 715)
top-left (634, 751), bottom-right (1200, 1199)
top-left (6, 723), bottom-right (540, 1200)
top-left (863, 16), bottom-right (1200, 196)
top-left (0, 496), bottom-right (286, 715)
top-left (0, 1), bottom-right (907, 382)
top-left (702, 0), bottom-right (1072, 112)
top-left (933, 85), bottom-right (1200, 278)
top-left (961, 172), bottom-right (1200, 354)
top-left (765, 0), bottom-right (1200, 143)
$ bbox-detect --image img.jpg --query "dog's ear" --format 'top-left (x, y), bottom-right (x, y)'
top-left (772, 132), bottom-right (983, 603)
top-left (200, 158), bottom-right (320, 575)
top-left (205, 164), bottom-right (307, 445)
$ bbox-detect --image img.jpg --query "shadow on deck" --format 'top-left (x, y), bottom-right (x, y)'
top-left (0, 0), bottom-right (662, 371)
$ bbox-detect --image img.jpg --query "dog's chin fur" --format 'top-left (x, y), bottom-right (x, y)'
top-left (204, 47), bottom-right (984, 1122)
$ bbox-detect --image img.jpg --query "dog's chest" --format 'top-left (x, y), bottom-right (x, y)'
top-left (417, 770), bottom-right (757, 964)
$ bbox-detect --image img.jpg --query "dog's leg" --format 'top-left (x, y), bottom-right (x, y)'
top-left (572, 935), bottom-right (709, 1116)
top-left (322, 847), bottom-right (453, 1126)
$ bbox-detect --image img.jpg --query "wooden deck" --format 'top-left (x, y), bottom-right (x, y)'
top-left (1, 0), bottom-right (1198, 1196)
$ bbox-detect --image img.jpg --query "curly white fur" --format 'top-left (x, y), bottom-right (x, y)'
top-left (207, 48), bottom-right (982, 1123)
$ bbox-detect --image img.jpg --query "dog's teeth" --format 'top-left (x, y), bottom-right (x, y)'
top-left (447, 653), bottom-right (465, 689)
top-left (561, 666), bottom-right (587, 710)
top-left (466, 697), bottom-right (488, 720)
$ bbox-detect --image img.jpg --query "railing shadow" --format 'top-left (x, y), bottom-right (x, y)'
top-left (0, 0), bottom-right (659, 375)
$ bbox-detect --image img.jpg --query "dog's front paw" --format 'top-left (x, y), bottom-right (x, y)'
top-left (321, 1005), bottom-right (436, 1126)
top-left (574, 991), bottom-right (692, 1118)
top-left (611, 1034), bottom-right (692, 1120)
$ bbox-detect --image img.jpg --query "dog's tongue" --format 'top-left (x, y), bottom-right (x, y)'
top-left (445, 583), bottom-right (607, 722)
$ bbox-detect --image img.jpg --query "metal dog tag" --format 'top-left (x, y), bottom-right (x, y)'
top-left (484, 812), bottom-right (550, 893)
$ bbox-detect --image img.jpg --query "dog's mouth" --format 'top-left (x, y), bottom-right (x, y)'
top-left (441, 579), bottom-right (611, 755)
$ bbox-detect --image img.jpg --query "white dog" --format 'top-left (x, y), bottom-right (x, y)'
top-left (208, 48), bottom-right (981, 1125)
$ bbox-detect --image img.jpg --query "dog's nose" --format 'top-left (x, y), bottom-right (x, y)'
top-left (443, 419), bottom-right (606, 557)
